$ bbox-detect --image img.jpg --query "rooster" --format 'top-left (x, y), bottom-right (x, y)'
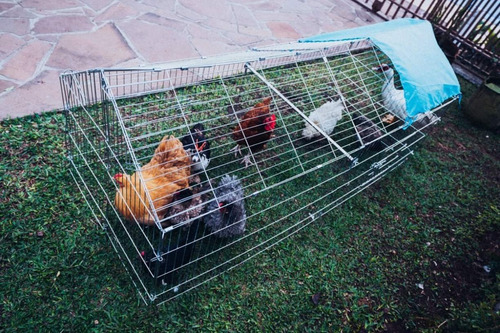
top-left (231, 97), bottom-right (277, 168)
top-left (374, 64), bottom-right (438, 126)
top-left (113, 135), bottom-right (191, 226)
top-left (181, 123), bottom-right (211, 173)
top-left (204, 175), bottom-right (246, 238)
top-left (302, 99), bottom-right (344, 139)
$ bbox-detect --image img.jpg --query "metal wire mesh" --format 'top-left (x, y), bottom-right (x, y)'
top-left (60, 39), bottom-right (457, 304)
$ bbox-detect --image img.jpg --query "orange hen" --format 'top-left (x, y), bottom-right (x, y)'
top-left (113, 135), bottom-right (191, 226)
top-left (231, 97), bottom-right (277, 167)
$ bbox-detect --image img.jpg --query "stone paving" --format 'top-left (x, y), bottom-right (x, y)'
top-left (0, 0), bottom-right (381, 119)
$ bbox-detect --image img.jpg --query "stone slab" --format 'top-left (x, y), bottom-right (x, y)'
top-left (0, 70), bottom-right (61, 119)
top-left (232, 4), bottom-right (259, 28)
top-left (94, 2), bottom-right (139, 23)
top-left (138, 13), bottom-right (188, 32)
top-left (0, 6), bottom-right (37, 18)
top-left (330, 3), bottom-right (358, 22)
top-left (137, 0), bottom-right (176, 12)
top-left (246, 2), bottom-right (282, 11)
top-left (0, 40), bottom-right (52, 82)
top-left (19, 0), bottom-right (81, 11)
top-left (203, 18), bottom-right (240, 33)
top-left (223, 31), bottom-right (263, 46)
top-left (191, 38), bottom-right (238, 57)
top-left (179, 0), bottom-right (235, 22)
top-left (173, 2), bottom-right (207, 22)
top-left (36, 35), bottom-right (60, 43)
top-left (0, 79), bottom-right (16, 94)
top-left (33, 15), bottom-right (95, 34)
top-left (246, 10), bottom-right (301, 23)
top-left (266, 21), bottom-right (301, 39)
top-left (187, 24), bottom-right (228, 42)
top-left (238, 24), bottom-right (273, 38)
top-left (118, 20), bottom-right (198, 63)
top-left (80, 0), bottom-right (115, 12)
top-left (281, 0), bottom-right (312, 12)
top-left (0, 33), bottom-right (25, 59)
top-left (0, 18), bottom-right (30, 36)
top-left (46, 23), bottom-right (135, 70)
top-left (0, 3), bottom-right (15, 13)
top-left (355, 8), bottom-right (377, 23)
top-left (229, 0), bottom-right (277, 4)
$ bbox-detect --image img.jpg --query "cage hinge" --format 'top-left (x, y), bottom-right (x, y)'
top-left (309, 211), bottom-right (323, 221)
top-left (370, 157), bottom-right (388, 170)
top-left (349, 158), bottom-right (359, 169)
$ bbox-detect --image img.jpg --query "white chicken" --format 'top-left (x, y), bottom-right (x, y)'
top-left (302, 98), bottom-right (344, 139)
top-left (375, 64), bottom-right (438, 126)
top-left (375, 64), bottom-right (407, 121)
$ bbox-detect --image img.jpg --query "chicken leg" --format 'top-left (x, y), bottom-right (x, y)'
top-left (240, 154), bottom-right (254, 168)
top-left (230, 144), bottom-right (242, 157)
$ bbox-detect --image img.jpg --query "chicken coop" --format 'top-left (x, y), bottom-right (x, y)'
top-left (61, 19), bottom-right (460, 304)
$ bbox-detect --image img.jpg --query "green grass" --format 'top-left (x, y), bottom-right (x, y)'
top-left (1, 75), bottom-right (499, 332)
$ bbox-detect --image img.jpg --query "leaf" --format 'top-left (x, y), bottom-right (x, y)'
top-left (311, 293), bottom-right (321, 305)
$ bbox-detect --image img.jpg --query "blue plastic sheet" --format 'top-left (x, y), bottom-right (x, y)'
top-left (300, 19), bottom-right (461, 124)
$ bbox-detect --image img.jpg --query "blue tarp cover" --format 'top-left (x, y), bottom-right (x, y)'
top-left (300, 18), bottom-right (461, 124)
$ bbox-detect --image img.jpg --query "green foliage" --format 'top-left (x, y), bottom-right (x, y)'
top-left (1, 76), bottom-right (499, 332)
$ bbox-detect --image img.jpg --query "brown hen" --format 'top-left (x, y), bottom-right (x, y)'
top-left (113, 135), bottom-right (191, 226)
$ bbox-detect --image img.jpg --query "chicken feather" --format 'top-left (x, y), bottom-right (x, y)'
top-left (232, 97), bottom-right (276, 167)
top-left (302, 99), bottom-right (343, 139)
top-left (113, 135), bottom-right (191, 226)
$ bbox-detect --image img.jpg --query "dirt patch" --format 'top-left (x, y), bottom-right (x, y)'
top-left (398, 228), bottom-right (499, 329)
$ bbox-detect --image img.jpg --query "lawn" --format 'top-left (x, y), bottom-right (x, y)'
top-left (0, 75), bottom-right (499, 332)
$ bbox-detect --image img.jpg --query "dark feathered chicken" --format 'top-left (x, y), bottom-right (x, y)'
top-left (352, 112), bottom-right (383, 150)
top-left (181, 123), bottom-right (211, 172)
top-left (204, 174), bottom-right (246, 238)
top-left (163, 182), bottom-right (207, 228)
top-left (231, 97), bottom-right (276, 168)
top-left (140, 218), bottom-right (200, 286)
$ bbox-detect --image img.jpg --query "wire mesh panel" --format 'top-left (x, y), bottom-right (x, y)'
top-left (61, 38), bottom-right (458, 304)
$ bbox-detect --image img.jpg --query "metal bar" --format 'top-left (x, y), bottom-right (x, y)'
top-left (245, 63), bottom-right (356, 162)
top-left (100, 72), bottom-right (163, 231)
top-left (157, 139), bottom-right (419, 304)
top-left (462, 0), bottom-right (497, 40)
top-left (413, 0), bottom-right (427, 19)
top-left (293, 54), bottom-right (335, 164)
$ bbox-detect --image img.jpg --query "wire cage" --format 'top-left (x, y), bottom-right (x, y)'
top-left (61, 38), bottom-right (458, 304)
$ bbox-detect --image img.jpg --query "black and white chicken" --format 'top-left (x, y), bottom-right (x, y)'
top-left (181, 123), bottom-right (211, 172)
top-left (204, 174), bottom-right (246, 238)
